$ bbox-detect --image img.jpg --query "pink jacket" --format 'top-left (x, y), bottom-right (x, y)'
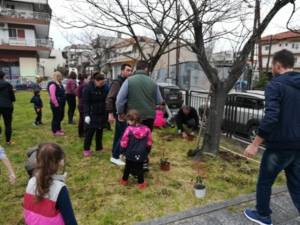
top-left (23, 175), bottom-right (66, 225)
top-left (154, 109), bottom-right (166, 127)
top-left (120, 125), bottom-right (152, 148)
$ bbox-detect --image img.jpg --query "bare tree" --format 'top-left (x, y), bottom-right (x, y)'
top-left (56, 0), bottom-right (190, 72)
top-left (180, 0), bottom-right (296, 155)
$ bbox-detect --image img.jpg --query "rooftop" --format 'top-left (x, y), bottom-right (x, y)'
top-left (261, 31), bottom-right (300, 42)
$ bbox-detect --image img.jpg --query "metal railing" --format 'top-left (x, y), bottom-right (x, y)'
top-left (0, 7), bottom-right (51, 21)
top-left (160, 87), bottom-right (265, 141)
top-left (0, 37), bottom-right (53, 48)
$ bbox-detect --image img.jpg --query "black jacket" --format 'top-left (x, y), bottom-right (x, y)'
top-left (83, 81), bottom-right (108, 128)
top-left (175, 107), bottom-right (199, 130)
top-left (0, 80), bottom-right (15, 108)
top-left (258, 71), bottom-right (300, 150)
top-left (105, 75), bottom-right (126, 114)
top-left (30, 95), bottom-right (43, 108)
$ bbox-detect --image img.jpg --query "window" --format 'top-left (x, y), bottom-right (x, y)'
top-left (8, 29), bottom-right (16, 38)
top-left (17, 29), bottom-right (25, 39)
top-left (8, 29), bottom-right (25, 39)
top-left (235, 97), bottom-right (263, 109)
top-left (295, 57), bottom-right (298, 63)
top-left (6, 4), bottom-right (15, 9)
top-left (285, 43), bottom-right (288, 47)
top-left (292, 43), bottom-right (299, 49)
top-left (265, 46), bottom-right (270, 51)
top-left (279, 43), bottom-right (282, 47)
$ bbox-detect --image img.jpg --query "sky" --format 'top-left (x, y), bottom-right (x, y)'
top-left (48, 0), bottom-right (299, 50)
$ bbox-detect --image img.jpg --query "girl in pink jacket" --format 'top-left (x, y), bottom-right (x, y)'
top-left (119, 110), bottom-right (152, 189)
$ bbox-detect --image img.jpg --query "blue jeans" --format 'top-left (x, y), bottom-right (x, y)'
top-left (256, 149), bottom-right (300, 216)
top-left (112, 119), bottom-right (127, 159)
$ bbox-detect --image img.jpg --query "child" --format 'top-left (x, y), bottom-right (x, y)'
top-left (23, 143), bottom-right (78, 225)
top-left (0, 145), bottom-right (16, 184)
top-left (119, 110), bottom-right (152, 189)
top-left (154, 104), bottom-right (167, 128)
top-left (30, 89), bottom-right (43, 126)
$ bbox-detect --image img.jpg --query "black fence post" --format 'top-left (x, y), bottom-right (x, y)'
top-left (185, 90), bottom-right (190, 106)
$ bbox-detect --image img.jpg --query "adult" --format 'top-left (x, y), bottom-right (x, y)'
top-left (48, 71), bottom-right (66, 136)
top-left (0, 71), bottom-right (15, 144)
top-left (65, 72), bottom-right (77, 124)
top-left (175, 105), bottom-right (199, 138)
top-left (77, 73), bottom-right (87, 138)
top-left (116, 61), bottom-right (163, 171)
top-left (83, 72), bottom-right (108, 157)
top-left (243, 50), bottom-right (300, 225)
top-left (106, 64), bottom-right (132, 166)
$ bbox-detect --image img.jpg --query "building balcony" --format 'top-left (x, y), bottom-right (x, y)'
top-left (0, 37), bottom-right (52, 58)
top-left (0, 37), bottom-right (52, 48)
top-left (0, 7), bottom-right (51, 22)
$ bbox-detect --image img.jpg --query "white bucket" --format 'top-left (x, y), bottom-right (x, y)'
top-left (194, 187), bottom-right (206, 198)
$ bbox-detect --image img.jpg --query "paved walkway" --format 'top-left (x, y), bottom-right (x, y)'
top-left (136, 187), bottom-right (300, 225)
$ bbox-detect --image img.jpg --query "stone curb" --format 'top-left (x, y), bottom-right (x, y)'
top-left (135, 186), bottom-right (287, 225)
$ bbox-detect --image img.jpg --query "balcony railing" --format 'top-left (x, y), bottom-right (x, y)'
top-left (0, 37), bottom-right (53, 49)
top-left (0, 8), bottom-right (51, 21)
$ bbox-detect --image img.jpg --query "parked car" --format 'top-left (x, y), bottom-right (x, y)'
top-left (158, 82), bottom-right (184, 110)
top-left (199, 91), bottom-right (265, 140)
top-left (157, 82), bottom-right (184, 125)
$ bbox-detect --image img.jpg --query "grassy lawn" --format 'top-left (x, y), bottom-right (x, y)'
top-left (0, 91), bottom-right (284, 225)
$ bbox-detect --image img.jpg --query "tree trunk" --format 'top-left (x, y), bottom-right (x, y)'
top-left (201, 85), bottom-right (227, 155)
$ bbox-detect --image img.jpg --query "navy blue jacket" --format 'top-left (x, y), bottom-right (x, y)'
top-left (30, 95), bottom-right (43, 108)
top-left (258, 71), bottom-right (300, 150)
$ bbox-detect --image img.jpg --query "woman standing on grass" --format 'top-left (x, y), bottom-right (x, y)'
top-left (82, 72), bottom-right (108, 157)
top-left (48, 71), bottom-right (66, 136)
top-left (0, 71), bottom-right (15, 144)
top-left (65, 72), bottom-right (77, 124)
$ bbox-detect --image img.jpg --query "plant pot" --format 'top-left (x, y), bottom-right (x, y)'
top-left (194, 185), bottom-right (206, 198)
top-left (160, 161), bottom-right (170, 171)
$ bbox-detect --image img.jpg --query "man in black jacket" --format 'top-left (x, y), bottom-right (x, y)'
top-left (244, 50), bottom-right (300, 225)
top-left (175, 105), bottom-right (199, 138)
top-left (106, 64), bottom-right (132, 166)
top-left (0, 71), bottom-right (15, 144)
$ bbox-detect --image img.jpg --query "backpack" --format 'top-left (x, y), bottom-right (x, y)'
top-left (25, 146), bottom-right (38, 177)
top-left (125, 131), bottom-right (149, 162)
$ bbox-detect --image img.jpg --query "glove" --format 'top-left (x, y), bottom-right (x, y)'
top-left (85, 116), bottom-right (91, 124)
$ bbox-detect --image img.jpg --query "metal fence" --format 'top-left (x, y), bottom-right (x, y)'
top-left (179, 90), bottom-right (265, 140)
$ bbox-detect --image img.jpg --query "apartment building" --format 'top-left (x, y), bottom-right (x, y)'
top-left (0, 0), bottom-right (52, 84)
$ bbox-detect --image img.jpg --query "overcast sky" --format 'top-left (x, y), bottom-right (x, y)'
top-left (48, 0), bottom-right (299, 50)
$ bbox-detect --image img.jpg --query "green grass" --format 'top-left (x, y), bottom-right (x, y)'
top-left (0, 91), bottom-right (284, 225)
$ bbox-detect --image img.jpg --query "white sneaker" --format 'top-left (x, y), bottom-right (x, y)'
top-left (110, 157), bottom-right (125, 166)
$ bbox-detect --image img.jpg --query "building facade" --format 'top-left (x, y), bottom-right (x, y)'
top-left (0, 0), bottom-right (52, 84)
top-left (260, 31), bottom-right (300, 71)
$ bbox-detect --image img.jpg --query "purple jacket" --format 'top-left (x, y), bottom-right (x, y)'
top-left (65, 79), bottom-right (77, 95)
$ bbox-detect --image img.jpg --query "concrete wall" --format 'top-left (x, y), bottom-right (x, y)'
top-left (39, 49), bottom-right (66, 77)
top-left (19, 57), bottom-right (37, 79)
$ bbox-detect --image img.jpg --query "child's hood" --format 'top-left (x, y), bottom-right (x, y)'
top-left (128, 125), bottom-right (150, 139)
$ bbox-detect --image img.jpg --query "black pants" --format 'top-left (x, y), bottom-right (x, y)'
top-left (51, 105), bottom-right (64, 133)
top-left (84, 128), bottom-right (103, 151)
top-left (0, 107), bottom-right (13, 142)
top-left (78, 110), bottom-right (85, 137)
top-left (123, 160), bottom-right (144, 184)
top-left (34, 108), bottom-right (42, 125)
top-left (66, 94), bottom-right (76, 123)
